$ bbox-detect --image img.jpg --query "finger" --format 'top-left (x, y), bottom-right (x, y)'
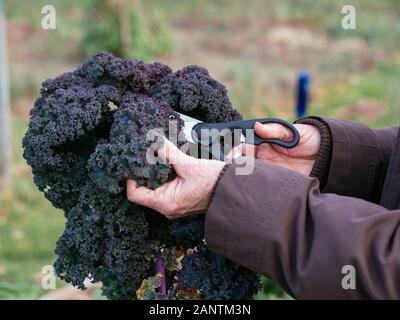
top-left (240, 143), bottom-right (256, 157)
top-left (127, 178), bottom-right (180, 217)
top-left (254, 122), bottom-right (294, 141)
top-left (225, 144), bottom-right (243, 160)
top-left (158, 138), bottom-right (197, 177)
top-left (157, 138), bottom-right (190, 166)
top-left (225, 143), bottom-right (257, 160)
top-left (126, 179), bottom-right (156, 208)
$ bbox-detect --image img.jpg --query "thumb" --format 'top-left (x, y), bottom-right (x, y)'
top-left (254, 121), bottom-right (293, 142)
top-left (157, 138), bottom-right (194, 175)
top-left (126, 179), bottom-right (156, 208)
top-left (157, 138), bottom-right (186, 163)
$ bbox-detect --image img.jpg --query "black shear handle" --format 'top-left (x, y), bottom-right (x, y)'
top-left (194, 118), bottom-right (300, 149)
top-left (242, 118), bottom-right (300, 148)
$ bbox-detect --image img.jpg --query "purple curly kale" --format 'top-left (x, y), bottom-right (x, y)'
top-left (22, 52), bottom-right (260, 299)
top-left (177, 243), bottom-right (261, 300)
top-left (151, 65), bottom-right (242, 122)
top-left (88, 94), bottom-right (183, 193)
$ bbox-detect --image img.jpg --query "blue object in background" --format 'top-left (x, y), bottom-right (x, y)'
top-left (295, 72), bottom-right (310, 118)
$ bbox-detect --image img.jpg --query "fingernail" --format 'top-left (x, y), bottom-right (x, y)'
top-left (255, 121), bottom-right (265, 129)
top-left (127, 179), bottom-right (138, 188)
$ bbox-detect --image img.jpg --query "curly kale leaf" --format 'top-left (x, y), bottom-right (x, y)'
top-left (178, 244), bottom-right (261, 300)
top-left (151, 65), bottom-right (242, 122)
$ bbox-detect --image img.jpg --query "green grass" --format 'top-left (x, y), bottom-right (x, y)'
top-left (311, 60), bottom-right (400, 127)
top-left (0, 118), bottom-right (65, 299)
top-left (154, 0), bottom-right (400, 51)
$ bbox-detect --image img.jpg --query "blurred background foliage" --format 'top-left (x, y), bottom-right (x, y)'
top-left (1, 0), bottom-right (400, 299)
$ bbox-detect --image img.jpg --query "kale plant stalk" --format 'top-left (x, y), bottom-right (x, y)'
top-left (23, 52), bottom-right (260, 300)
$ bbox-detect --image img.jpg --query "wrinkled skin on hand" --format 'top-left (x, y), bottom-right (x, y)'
top-left (22, 52), bottom-right (260, 299)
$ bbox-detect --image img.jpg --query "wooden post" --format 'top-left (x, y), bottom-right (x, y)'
top-left (0, 0), bottom-right (12, 184)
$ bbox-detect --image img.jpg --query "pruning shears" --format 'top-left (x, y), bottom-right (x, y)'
top-left (177, 112), bottom-right (300, 160)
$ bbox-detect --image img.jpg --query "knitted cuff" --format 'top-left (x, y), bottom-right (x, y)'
top-left (205, 164), bottom-right (230, 213)
top-left (295, 117), bottom-right (333, 189)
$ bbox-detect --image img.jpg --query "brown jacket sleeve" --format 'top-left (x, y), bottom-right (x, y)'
top-left (205, 160), bottom-right (400, 299)
top-left (296, 117), bottom-right (398, 203)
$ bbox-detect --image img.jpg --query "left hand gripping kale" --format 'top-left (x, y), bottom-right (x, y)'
top-left (22, 52), bottom-right (261, 299)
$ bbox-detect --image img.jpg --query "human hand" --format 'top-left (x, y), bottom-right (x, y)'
top-left (127, 138), bottom-right (225, 219)
top-left (233, 122), bottom-right (321, 175)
